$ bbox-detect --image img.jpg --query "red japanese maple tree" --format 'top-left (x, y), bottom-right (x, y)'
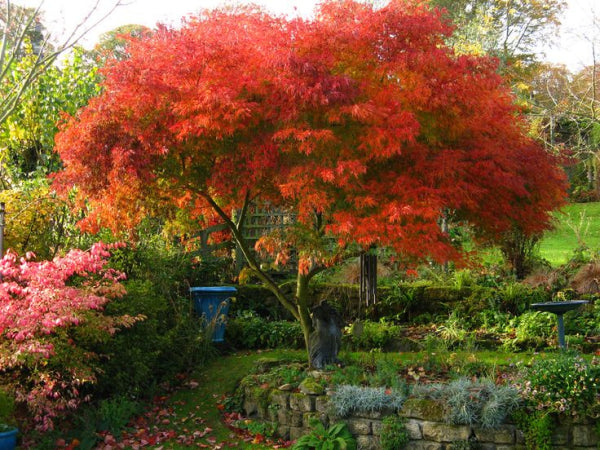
top-left (53, 1), bottom-right (566, 356)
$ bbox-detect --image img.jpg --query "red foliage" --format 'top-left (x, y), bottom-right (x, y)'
top-left (53, 0), bottom-right (566, 265)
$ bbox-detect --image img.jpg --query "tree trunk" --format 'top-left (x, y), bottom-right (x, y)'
top-left (296, 272), bottom-right (314, 366)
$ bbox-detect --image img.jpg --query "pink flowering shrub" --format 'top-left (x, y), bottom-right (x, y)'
top-left (0, 243), bottom-right (143, 431)
top-left (517, 353), bottom-right (600, 417)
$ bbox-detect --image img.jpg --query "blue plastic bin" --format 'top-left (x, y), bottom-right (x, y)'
top-left (0, 427), bottom-right (17, 450)
top-left (190, 286), bottom-right (237, 342)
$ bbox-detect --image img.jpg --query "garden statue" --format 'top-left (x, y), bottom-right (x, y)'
top-left (309, 302), bottom-right (343, 369)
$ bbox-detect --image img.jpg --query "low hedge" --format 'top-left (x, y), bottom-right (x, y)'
top-left (232, 282), bottom-right (552, 326)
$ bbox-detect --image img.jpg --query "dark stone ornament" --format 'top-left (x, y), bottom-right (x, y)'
top-left (309, 302), bottom-right (343, 369)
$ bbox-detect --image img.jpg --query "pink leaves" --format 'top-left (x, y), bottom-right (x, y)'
top-left (0, 244), bottom-right (125, 348)
top-left (0, 242), bottom-right (132, 430)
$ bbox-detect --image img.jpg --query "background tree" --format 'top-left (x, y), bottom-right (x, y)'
top-left (0, 46), bottom-right (101, 183)
top-left (0, 48), bottom-right (101, 258)
top-left (0, 1), bottom-right (123, 259)
top-left (91, 24), bottom-right (151, 62)
top-left (0, 0), bottom-right (123, 127)
top-left (53, 0), bottom-right (567, 360)
top-left (431, 0), bottom-right (565, 63)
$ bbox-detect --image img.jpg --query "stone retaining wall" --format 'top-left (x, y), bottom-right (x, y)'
top-left (242, 387), bottom-right (599, 449)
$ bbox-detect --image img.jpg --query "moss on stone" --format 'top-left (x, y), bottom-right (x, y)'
top-left (401, 398), bottom-right (446, 422)
top-left (299, 377), bottom-right (325, 395)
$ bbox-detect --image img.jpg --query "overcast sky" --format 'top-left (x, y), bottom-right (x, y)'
top-left (17, 0), bottom-right (600, 72)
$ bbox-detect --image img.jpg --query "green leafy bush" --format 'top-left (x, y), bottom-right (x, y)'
top-left (343, 319), bottom-right (402, 351)
top-left (517, 353), bottom-right (600, 417)
top-left (292, 418), bottom-right (356, 450)
top-left (0, 389), bottom-right (15, 426)
top-left (226, 313), bottom-right (303, 349)
top-left (380, 415), bottom-right (409, 450)
top-left (90, 280), bottom-right (209, 398)
top-left (96, 397), bottom-right (141, 436)
top-left (512, 410), bottom-right (553, 450)
top-left (503, 311), bottom-right (555, 350)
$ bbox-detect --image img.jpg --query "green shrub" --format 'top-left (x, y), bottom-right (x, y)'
top-left (226, 313), bottom-right (303, 349)
top-left (380, 415), bottom-right (409, 450)
top-left (492, 283), bottom-right (549, 315)
top-left (89, 280), bottom-right (183, 397)
top-left (96, 397), bottom-right (141, 436)
top-left (328, 364), bottom-right (369, 387)
top-left (503, 311), bottom-right (555, 350)
top-left (436, 312), bottom-right (471, 348)
top-left (371, 359), bottom-right (409, 390)
top-left (292, 418), bottom-right (356, 450)
top-left (0, 389), bottom-right (15, 426)
top-left (230, 285), bottom-right (292, 319)
top-left (343, 319), bottom-right (402, 351)
top-left (512, 410), bottom-right (553, 450)
top-left (453, 269), bottom-right (475, 289)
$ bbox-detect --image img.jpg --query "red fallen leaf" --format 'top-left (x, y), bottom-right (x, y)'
top-left (216, 403), bottom-right (225, 410)
top-left (161, 419), bottom-right (171, 424)
top-left (207, 436), bottom-right (217, 444)
top-left (66, 439), bottom-right (80, 450)
top-left (259, 383), bottom-right (270, 389)
top-left (55, 438), bottom-right (66, 447)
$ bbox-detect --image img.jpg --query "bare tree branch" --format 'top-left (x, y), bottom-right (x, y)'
top-left (0, 0), bottom-right (125, 126)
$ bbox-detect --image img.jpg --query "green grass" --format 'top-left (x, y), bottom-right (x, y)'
top-left (163, 350), bottom-right (303, 449)
top-left (539, 202), bottom-right (600, 266)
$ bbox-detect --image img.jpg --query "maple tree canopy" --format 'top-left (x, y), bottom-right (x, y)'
top-left (53, 0), bottom-right (566, 265)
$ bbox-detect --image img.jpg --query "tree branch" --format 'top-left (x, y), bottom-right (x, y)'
top-left (199, 190), bottom-right (301, 321)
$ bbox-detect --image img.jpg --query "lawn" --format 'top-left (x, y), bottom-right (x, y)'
top-left (538, 202), bottom-right (600, 265)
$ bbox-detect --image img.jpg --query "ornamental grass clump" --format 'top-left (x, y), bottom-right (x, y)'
top-left (330, 385), bottom-right (406, 418)
top-left (517, 353), bottom-right (600, 417)
top-left (411, 378), bottom-right (520, 428)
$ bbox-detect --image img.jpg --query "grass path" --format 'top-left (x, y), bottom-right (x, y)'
top-left (168, 350), bottom-right (302, 448)
top-left (96, 350), bottom-right (303, 449)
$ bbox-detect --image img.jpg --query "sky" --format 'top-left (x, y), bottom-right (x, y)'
top-left (17, 0), bottom-right (600, 72)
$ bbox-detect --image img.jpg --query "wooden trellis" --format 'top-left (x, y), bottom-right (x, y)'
top-left (190, 204), bottom-right (296, 271)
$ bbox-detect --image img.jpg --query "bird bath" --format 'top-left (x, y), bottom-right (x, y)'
top-left (530, 300), bottom-right (588, 349)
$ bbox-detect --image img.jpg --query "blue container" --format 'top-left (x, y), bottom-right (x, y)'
top-left (0, 427), bottom-right (17, 450)
top-left (190, 286), bottom-right (237, 342)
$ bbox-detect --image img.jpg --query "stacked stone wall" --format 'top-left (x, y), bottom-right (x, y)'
top-left (242, 387), bottom-right (599, 449)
